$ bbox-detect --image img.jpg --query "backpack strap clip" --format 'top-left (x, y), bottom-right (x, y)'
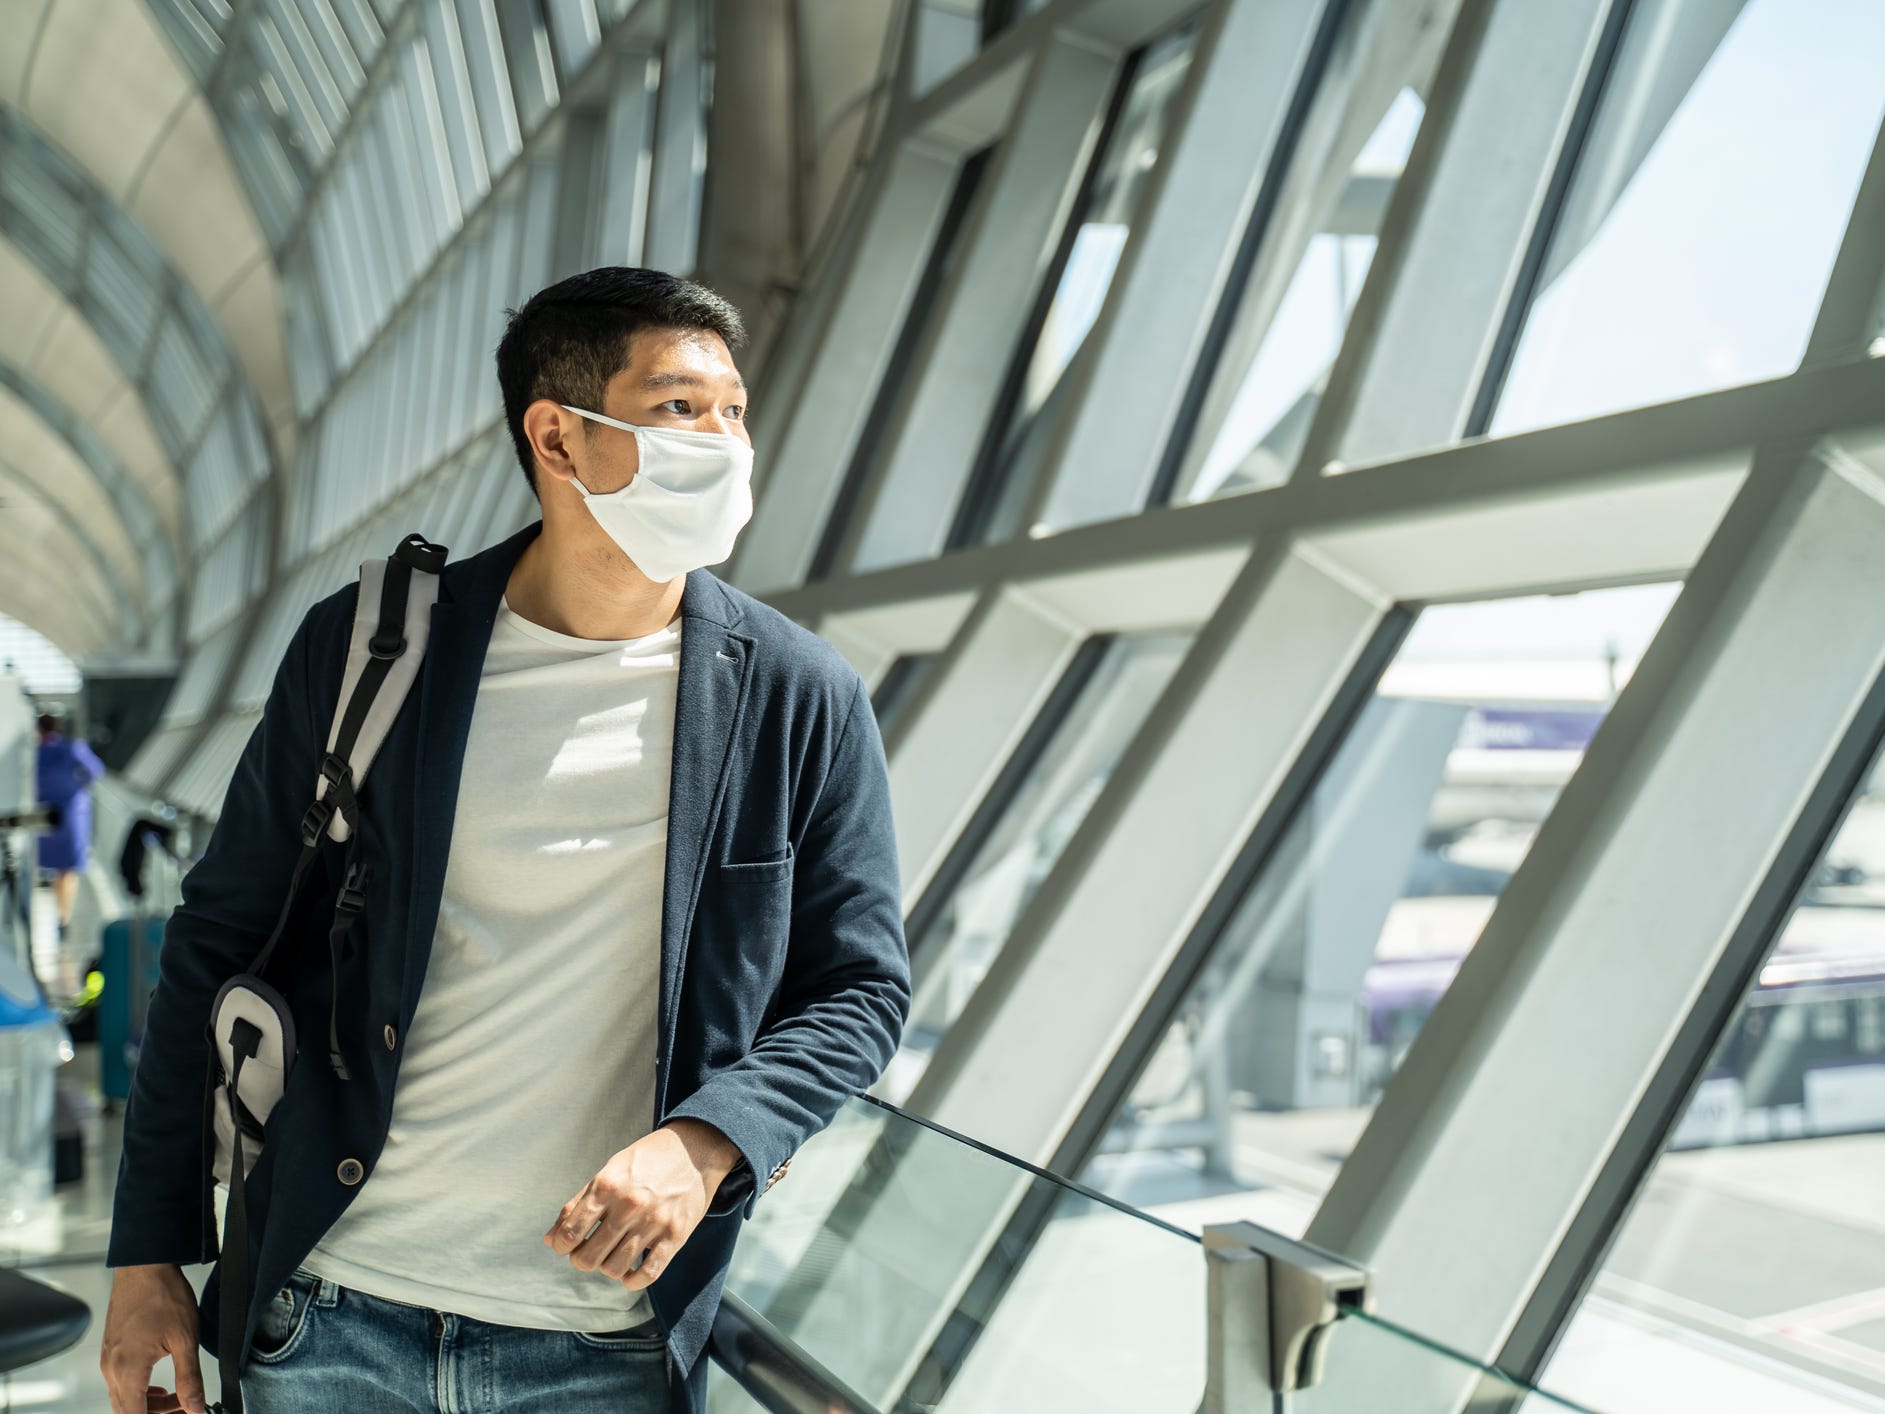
top-left (336, 856), bottom-right (372, 916)
top-left (299, 799), bottom-right (335, 849)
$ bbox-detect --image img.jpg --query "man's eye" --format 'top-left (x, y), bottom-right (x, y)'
top-left (726, 405), bottom-right (745, 420)
top-left (662, 399), bottom-right (691, 415)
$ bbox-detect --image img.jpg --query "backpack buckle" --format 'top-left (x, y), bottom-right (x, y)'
top-left (300, 797), bottom-right (336, 847)
top-left (318, 753), bottom-right (354, 790)
top-left (337, 857), bottom-right (373, 914)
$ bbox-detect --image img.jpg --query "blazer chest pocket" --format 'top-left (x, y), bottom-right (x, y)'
top-left (716, 850), bottom-right (793, 883)
top-left (711, 847), bottom-right (794, 951)
top-left (703, 849), bottom-right (796, 1057)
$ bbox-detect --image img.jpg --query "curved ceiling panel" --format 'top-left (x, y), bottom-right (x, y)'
top-left (0, 500), bottom-right (120, 654)
top-left (1, 0), bottom-right (294, 438)
top-left (0, 362), bottom-right (181, 632)
top-left (0, 107), bottom-right (281, 617)
top-left (0, 235), bottom-right (182, 541)
top-left (0, 382), bottom-right (143, 594)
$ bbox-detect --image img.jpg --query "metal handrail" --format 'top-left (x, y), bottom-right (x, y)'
top-left (709, 1289), bottom-right (882, 1414)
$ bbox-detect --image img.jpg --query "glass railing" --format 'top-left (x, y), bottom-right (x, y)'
top-left (708, 1093), bottom-right (1205, 1412)
top-left (707, 1093), bottom-right (1604, 1413)
top-left (1293, 1308), bottom-right (1605, 1413)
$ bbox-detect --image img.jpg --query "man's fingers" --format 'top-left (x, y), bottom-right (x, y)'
top-left (547, 1187), bottom-right (604, 1254)
top-left (103, 1339), bottom-right (205, 1414)
top-left (570, 1208), bottom-right (634, 1272)
top-left (597, 1224), bottom-right (658, 1282)
top-left (618, 1237), bottom-right (674, 1291)
top-left (167, 1332), bottom-right (210, 1414)
top-left (101, 1350), bottom-right (155, 1413)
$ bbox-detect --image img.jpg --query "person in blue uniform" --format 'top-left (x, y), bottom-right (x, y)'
top-left (36, 711), bottom-right (106, 938)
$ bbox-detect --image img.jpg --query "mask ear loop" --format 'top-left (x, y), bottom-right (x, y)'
top-left (562, 406), bottom-right (651, 499)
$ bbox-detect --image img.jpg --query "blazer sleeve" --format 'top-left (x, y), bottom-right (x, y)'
top-left (105, 597), bottom-right (338, 1267)
top-left (665, 676), bottom-right (913, 1220)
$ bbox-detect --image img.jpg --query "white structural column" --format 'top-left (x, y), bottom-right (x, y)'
top-left (597, 55), bottom-right (660, 265)
top-left (735, 144), bottom-right (966, 596)
top-left (812, 590), bottom-right (978, 693)
top-left (905, 540), bottom-right (1384, 1147)
top-left (840, 34), bottom-right (1120, 575)
top-left (882, 585), bottom-right (1089, 908)
top-left (1312, 0), bottom-right (1611, 470)
top-left (1021, 0), bottom-right (1330, 531)
top-left (644, 0), bottom-right (707, 275)
top-left (1301, 444), bottom-right (1885, 1405)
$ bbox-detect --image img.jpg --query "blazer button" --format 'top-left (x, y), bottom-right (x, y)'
top-left (337, 1158), bottom-right (365, 1185)
top-left (384, 1024), bottom-right (397, 1051)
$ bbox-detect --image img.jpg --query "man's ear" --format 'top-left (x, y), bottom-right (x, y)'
top-left (525, 399), bottom-right (581, 485)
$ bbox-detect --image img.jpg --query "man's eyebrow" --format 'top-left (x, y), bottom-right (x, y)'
top-left (639, 370), bottom-right (748, 394)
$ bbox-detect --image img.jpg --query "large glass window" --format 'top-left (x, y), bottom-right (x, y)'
top-left (952, 21), bottom-right (1201, 548)
top-left (1161, 3), bottom-right (1451, 505)
top-left (879, 631), bottom-right (1193, 1102)
top-left (1542, 734), bottom-right (1885, 1414)
top-left (1488, 0), bottom-right (1885, 436)
top-left (1077, 584), bottom-right (1681, 1236)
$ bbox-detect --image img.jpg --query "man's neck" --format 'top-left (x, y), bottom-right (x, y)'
top-left (504, 532), bottom-right (684, 641)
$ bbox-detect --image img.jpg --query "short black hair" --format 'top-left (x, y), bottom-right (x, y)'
top-left (36, 712), bottom-right (60, 735)
top-left (495, 266), bottom-right (746, 499)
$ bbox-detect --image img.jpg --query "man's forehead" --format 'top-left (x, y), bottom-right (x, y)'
top-left (614, 329), bottom-right (745, 392)
top-left (637, 368), bottom-right (747, 393)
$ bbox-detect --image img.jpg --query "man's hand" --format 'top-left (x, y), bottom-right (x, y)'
top-left (100, 1263), bottom-right (209, 1414)
top-left (542, 1119), bottom-right (740, 1290)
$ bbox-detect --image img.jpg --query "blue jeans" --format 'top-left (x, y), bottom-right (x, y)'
top-left (237, 1264), bottom-right (672, 1413)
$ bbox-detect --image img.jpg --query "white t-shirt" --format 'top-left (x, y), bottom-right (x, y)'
top-left (301, 592), bottom-right (680, 1331)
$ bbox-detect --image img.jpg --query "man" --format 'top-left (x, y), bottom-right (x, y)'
top-left (100, 267), bottom-right (911, 1414)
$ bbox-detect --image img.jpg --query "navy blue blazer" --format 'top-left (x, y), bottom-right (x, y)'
top-left (107, 518), bottom-right (912, 1413)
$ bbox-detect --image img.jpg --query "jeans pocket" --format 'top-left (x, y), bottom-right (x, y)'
top-left (249, 1269), bottom-right (317, 1364)
top-left (570, 1315), bottom-right (666, 1352)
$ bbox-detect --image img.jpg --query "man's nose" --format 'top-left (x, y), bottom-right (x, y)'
top-left (694, 408), bottom-right (737, 437)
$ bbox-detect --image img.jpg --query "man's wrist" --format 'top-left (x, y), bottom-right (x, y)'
top-left (659, 1117), bottom-right (741, 1187)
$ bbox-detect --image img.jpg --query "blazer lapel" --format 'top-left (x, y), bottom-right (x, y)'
top-left (656, 571), bottom-right (752, 1114)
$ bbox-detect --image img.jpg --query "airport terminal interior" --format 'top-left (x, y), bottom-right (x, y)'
top-left (2, 0), bottom-right (1885, 1409)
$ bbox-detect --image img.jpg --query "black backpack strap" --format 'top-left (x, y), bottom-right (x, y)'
top-left (216, 1017), bottom-right (262, 1414)
top-left (309, 531), bottom-right (446, 848)
top-left (323, 843), bottom-right (371, 1081)
top-left (252, 533), bottom-right (446, 1039)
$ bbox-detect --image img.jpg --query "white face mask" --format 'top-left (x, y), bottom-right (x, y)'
top-left (559, 404), bottom-right (755, 582)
